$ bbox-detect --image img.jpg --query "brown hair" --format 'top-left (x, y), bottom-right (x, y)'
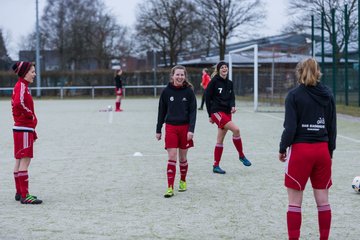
top-left (295, 58), bottom-right (322, 86)
top-left (114, 69), bottom-right (122, 77)
top-left (170, 65), bottom-right (193, 88)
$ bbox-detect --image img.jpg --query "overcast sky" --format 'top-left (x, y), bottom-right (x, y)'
top-left (0, 0), bottom-right (289, 60)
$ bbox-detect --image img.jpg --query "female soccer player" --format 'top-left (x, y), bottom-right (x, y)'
top-left (279, 58), bottom-right (336, 240)
top-left (205, 61), bottom-right (252, 174)
top-left (11, 61), bottom-right (42, 204)
top-left (114, 68), bottom-right (125, 111)
top-left (198, 68), bottom-right (211, 110)
top-left (156, 65), bottom-right (197, 198)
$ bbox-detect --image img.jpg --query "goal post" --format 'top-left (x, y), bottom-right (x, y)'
top-left (229, 44), bottom-right (259, 111)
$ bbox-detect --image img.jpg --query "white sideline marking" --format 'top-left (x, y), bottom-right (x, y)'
top-left (337, 135), bottom-right (360, 143)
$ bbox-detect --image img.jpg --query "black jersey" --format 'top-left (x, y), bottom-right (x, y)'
top-left (279, 83), bottom-right (336, 157)
top-left (114, 75), bottom-right (125, 89)
top-left (205, 74), bottom-right (235, 117)
top-left (156, 83), bottom-right (197, 134)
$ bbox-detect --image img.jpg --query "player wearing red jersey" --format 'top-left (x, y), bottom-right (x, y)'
top-left (198, 68), bottom-right (211, 110)
top-left (11, 62), bottom-right (42, 204)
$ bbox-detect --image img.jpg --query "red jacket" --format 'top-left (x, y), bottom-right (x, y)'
top-left (201, 72), bottom-right (211, 89)
top-left (12, 78), bottom-right (37, 130)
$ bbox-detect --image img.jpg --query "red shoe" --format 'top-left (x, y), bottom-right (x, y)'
top-left (115, 109), bottom-right (123, 112)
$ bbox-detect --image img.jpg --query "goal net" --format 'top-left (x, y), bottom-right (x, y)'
top-left (229, 44), bottom-right (301, 112)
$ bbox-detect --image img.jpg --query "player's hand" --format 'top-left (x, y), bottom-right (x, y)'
top-left (187, 132), bottom-right (194, 141)
top-left (279, 153), bottom-right (286, 162)
top-left (209, 117), bottom-right (214, 124)
top-left (33, 131), bottom-right (38, 142)
top-left (156, 133), bottom-right (161, 141)
top-left (231, 107), bottom-right (236, 114)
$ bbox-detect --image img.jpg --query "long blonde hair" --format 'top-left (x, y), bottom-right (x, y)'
top-left (170, 65), bottom-right (193, 88)
top-left (296, 58), bottom-right (322, 86)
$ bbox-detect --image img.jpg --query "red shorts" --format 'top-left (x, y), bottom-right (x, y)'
top-left (115, 88), bottom-right (123, 96)
top-left (165, 124), bottom-right (194, 149)
top-left (285, 142), bottom-right (332, 191)
top-left (211, 112), bottom-right (232, 129)
top-left (13, 130), bottom-right (35, 159)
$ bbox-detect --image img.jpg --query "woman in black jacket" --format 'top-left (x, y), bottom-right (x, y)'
top-left (279, 58), bottom-right (336, 240)
top-left (156, 65), bottom-right (197, 198)
top-left (205, 61), bottom-right (252, 174)
top-left (114, 69), bottom-right (125, 111)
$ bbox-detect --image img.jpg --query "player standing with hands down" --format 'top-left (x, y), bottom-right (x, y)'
top-left (114, 68), bottom-right (125, 112)
top-left (198, 68), bottom-right (211, 110)
top-left (11, 62), bottom-right (42, 204)
top-left (156, 65), bottom-right (197, 198)
top-left (279, 58), bottom-right (336, 240)
top-left (205, 61), bottom-right (252, 174)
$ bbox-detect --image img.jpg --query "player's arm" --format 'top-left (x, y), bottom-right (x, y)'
top-left (205, 80), bottom-right (215, 117)
top-left (327, 96), bottom-right (337, 158)
top-left (279, 93), bottom-right (297, 155)
top-left (156, 92), bottom-right (167, 139)
top-left (188, 89), bottom-right (197, 135)
top-left (13, 87), bottom-right (33, 119)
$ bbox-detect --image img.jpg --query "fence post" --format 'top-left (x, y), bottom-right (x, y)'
top-left (92, 87), bottom-right (95, 99)
top-left (60, 87), bottom-right (63, 99)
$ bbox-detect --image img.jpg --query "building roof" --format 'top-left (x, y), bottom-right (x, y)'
top-left (177, 32), bottom-right (357, 67)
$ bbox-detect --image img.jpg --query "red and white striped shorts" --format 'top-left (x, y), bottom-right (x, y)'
top-left (211, 112), bottom-right (232, 129)
top-left (13, 130), bottom-right (34, 159)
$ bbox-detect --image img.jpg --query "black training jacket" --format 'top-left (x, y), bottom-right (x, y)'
top-left (205, 74), bottom-right (235, 117)
top-left (279, 83), bottom-right (337, 157)
top-left (114, 75), bottom-right (125, 88)
top-left (156, 83), bottom-right (197, 134)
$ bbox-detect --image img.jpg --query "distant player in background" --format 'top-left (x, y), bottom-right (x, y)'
top-left (156, 65), bottom-right (197, 198)
top-left (205, 61), bottom-right (252, 174)
top-left (198, 68), bottom-right (211, 110)
top-left (11, 62), bottom-right (42, 204)
top-left (114, 68), bottom-right (125, 111)
top-left (279, 58), bottom-right (336, 240)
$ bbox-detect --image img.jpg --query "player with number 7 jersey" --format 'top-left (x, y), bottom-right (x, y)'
top-left (205, 61), bottom-right (252, 175)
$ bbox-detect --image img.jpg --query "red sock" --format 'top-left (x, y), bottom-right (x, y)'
top-left (14, 172), bottom-right (21, 194)
top-left (179, 159), bottom-right (188, 182)
top-left (318, 204), bottom-right (331, 240)
top-left (287, 205), bottom-right (302, 240)
top-left (213, 144), bottom-right (223, 166)
top-left (232, 136), bottom-right (245, 158)
top-left (115, 102), bottom-right (120, 110)
top-left (18, 170), bottom-right (29, 198)
top-left (166, 160), bottom-right (176, 188)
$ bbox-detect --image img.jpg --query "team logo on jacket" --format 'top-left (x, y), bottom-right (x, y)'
top-left (170, 96), bottom-right (174, 101)
top-left (182, 97), bottom-right (187, 102)
top-left (317, 117), bottom-right (325, 124)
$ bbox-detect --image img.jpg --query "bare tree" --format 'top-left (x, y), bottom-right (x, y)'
top-left (286, 0), bottom-right (358, 60)
top-left (196, 0), bottom-right (265, 60)
top-left (22, 0), bottom-right (131, 70)
top-left (0, 29), bottom-right (12, 70)
top-left (135, 0), bottom-right (201, 66)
